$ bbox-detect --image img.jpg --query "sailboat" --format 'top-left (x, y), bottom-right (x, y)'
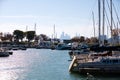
top-left (69, 0), bottom-right (120, 75)
top-left (51, 24), bottom-right (56, 50)
top-left (0, 38), bottom-right (10, 57)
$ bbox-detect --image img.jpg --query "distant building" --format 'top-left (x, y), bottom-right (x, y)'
top-left (108, 36), bottom-right (120, 45)
top-left (60, 32), bottom-right (70, 40)
top-left (99, 35), bottom-right (107, 41)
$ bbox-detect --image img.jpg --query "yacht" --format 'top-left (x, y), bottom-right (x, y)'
top-left (56, 43), bottom-right (71, 50)
top-left (69, 51), bottom-right (120, 74)
top-left (69, 49), bottom-right (90, 59)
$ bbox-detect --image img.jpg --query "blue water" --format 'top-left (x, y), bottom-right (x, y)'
top-left (0, 49), bottom-right (120, 80)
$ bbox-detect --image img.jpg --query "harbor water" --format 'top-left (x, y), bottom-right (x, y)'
top-left (0, 49), bottom-right (120, 80)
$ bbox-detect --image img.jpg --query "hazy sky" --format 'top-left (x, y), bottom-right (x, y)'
top-left (0, 0), bottom-right (119, 38)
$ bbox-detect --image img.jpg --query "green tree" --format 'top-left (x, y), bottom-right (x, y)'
top-left (71, 36), bottom-right (80, 42)
top-left (85, 38), bottom-right (91, 43)
top-left (40, 34), bottom-right (49, 41)
top-left (26, 31), bottom-right (35, 42)
top-left (90, 37), bottom-right (98, 43)
top-left (2, 33), bottom-right (13, 42)
top-left (79, 36), bottom-right (85, 42)
top-left (13, 30), bottom-right (24, 42)
top-left (71, 36), bottom-right (85, 43)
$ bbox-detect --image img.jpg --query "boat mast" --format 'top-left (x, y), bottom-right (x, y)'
top-left (54, 24), bottom-right (55, 39)
top-left (52, 24), bottom-right (55, 44)
top-left (92, 12), bottom-right (95, 37)
top-left (34, 23), bottom-right (37, 42)
top-left (98, 0), bottom-right (101, 45)
top-left (26, 25), bottom-right (28, 41)
top-left (34, 23), bottom-right (36, 35)
top-left (102, 0), bottom-right (105, 45)
top-left (110, 0), bottom-right (113, 45)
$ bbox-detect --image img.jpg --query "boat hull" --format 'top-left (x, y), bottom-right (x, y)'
top-left (0, 52), bottom-right (9, 57)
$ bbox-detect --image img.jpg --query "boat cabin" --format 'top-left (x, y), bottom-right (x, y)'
top-left (101, 57), bottom-right (120, 64)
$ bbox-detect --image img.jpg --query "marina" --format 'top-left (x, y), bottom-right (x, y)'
top-left (0, 49), bottom-right (119, 80)
top-left (0, 0), bottom-right (120, 80)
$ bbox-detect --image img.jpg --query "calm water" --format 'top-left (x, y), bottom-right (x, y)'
top-left (0, 49), bottom-right (120, 80)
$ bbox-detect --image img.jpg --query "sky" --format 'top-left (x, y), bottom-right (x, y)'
top-left (0, 0), bottom-right (119, 38)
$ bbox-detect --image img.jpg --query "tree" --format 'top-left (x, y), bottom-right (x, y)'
top-left (26, 31), bottom-right (35, 42)
top-left (34, 35), bottom-right (39, 42)
top-left (39, 34), bottom-right (49, 41)
top-left (13, 30), bottom-right (24, 42)
top-left (71, 36), bottom-right (85, 43)
top-left (85, 38), bottom-right (91, 43)
top-left (90, 37), bottom-right (98, 43)
top-left (79, 36), bottom-right (85, 42)
top-left (71, 36), bottom-right (80, 42)
top-left (2, 33), bottom-right (13, 42)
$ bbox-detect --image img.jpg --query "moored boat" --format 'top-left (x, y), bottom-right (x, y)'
top-left (56, 43), bottom-right (71, 50)
top-left (0, 52), bottom-right (10, 57)
top-left (69, 49), bottom-right (90, 59)
top-left (69, 51), bottom-right (120, 75)
top-left (0, 48), bottom-right (10, 57)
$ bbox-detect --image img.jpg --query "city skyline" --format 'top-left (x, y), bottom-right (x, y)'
top-left (0, 0), bottom-right (119, 38)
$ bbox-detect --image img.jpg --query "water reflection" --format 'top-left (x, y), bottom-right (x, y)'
top-left (0, 49), bottom-right (120, 80)
top-left (0, 71), bottom-right (19, 80)
top-left (0, 50), bottom-right (28, 80)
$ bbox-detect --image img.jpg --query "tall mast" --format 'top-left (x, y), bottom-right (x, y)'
top-left (26, 26), bottom-right (28, 32)
top-left (110, 0), bottom-right (113, 34)
top-left (102, 0), bottom-right (105, 45)
top-left (98, 0), bottom-right (101, 44)
top-left (26, 25), bottom-right (28, 41)
top-left (92, 12), bottom-right (95, 37)
top-left (53, 24), bottom-right (55, 39)
top-left (34, 23), bottom-right (36, 35)
top-left (110, 0), bottom-right (113, 44)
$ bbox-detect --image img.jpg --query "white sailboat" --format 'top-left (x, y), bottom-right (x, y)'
top-left (69, 0), bottom-right (120, 75)
top-left (69, 51), bottom-right (120, 74)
